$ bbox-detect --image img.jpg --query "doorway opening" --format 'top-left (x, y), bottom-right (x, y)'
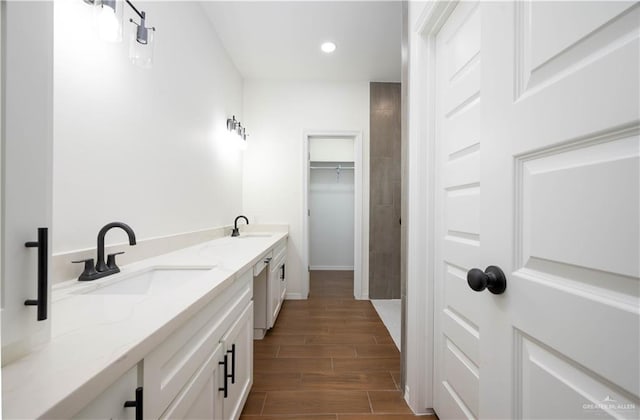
top-left (302, 132), bottom-right (365, 301)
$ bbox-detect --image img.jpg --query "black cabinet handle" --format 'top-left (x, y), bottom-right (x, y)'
top-left (219, 354), bottom-right (229, 398)
top-left (24, 227), bottom-right (48, 321)
top-left (227, 344), bottom-right (236, 384)
top-left (280, 263), bottom-right (285, 280)
top-left (123, 387), bottom-right (143, 420)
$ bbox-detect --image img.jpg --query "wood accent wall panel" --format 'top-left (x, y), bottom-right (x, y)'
top-left (369, 82), bottom-right (402, 299)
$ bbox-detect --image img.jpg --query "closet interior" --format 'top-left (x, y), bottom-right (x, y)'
top-left (308, 137), bottom-right (355, 271)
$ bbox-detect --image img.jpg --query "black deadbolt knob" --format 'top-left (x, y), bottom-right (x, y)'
top-left (467, 266), bottom-right (507, 295)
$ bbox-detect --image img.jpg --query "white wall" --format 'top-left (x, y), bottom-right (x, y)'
top-left (243, 81), bottom-right (369, 298)
top-left (309, 137), bottom-right (355, 161)
top-left (53, 1), bottom-right (244, 253)
top-left (309, 168), bottom-right (354, 270)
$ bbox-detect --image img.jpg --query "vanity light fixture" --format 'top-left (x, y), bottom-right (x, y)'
top-left (227, 115), bottom-right (239, 132)
top-left (84, 0), bottom-right (157, 68)
top-left (226, 116), bottom-right (249, 148)
top-left (127, 0), bottom-right (156, 68)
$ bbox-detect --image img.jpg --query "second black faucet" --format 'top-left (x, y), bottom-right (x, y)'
top-left (231, 215), bottom-right (249, 237)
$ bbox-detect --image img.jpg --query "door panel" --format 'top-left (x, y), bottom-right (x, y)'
top-left (512, 278), bottom-right (640, 404)
top-left (444, 265), bottom-right (481, 336)
top-left (519, 134), bottom-right (639, 278)
top-left (516, 1), bottom-right (640, 98)
top-left (445, 192), bottom-right (480, 238)
top-left (445, 106), bottom-right (480, 156)
top-left (516, 331), bottom-right (636, 420)
top-left (443, 337), bottom-right (479, 416)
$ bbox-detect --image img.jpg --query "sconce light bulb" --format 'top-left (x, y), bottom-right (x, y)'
top-left (321, 41), bottom-right (336, 53)
top-left (102, 0), bottom-right (117, 12)
top-left (97, 0), bottom-right (123, 42)
top-left (227, 116), bottom-right (236, 131)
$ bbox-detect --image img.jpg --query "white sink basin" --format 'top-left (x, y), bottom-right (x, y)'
top-left (73, 265), bottom-right (216, 296)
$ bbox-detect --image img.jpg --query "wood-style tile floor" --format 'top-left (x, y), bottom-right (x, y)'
top-left (240, 270), bottom-right (435, 420)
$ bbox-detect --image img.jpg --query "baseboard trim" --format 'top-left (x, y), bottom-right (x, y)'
top-left (285, 293), bottom-right (306, 300)
top-left (404, 385), bottom-right (435, 416)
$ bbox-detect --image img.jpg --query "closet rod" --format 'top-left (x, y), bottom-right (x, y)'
top-left (309, 166), bottom-right (354, 170)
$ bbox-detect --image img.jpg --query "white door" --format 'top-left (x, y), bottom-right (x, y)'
top-left (433, 2), bottom-right (484, 418)
top-left (433, 1), bottom-right (640, 419)
top-left (1, 0), bottom-right (54, 364)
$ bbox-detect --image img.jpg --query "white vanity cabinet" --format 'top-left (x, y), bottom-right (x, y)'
top-left (254, 238), bottom-right (288, 338)
top-left (72, 269), bottom-right (254, 420)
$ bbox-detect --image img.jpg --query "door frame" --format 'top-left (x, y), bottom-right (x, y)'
top-left (0, 0), bottom-right (3, 375)
top-left (301, 130), bottom-right (366, 300)
top-left (404, 0), bottom-right (457, 413)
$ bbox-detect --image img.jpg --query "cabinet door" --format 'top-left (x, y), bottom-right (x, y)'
top-left (279, 261), bottom-right (287, 305)
top-left (268, 262), bottom-right (279, 328)
top-left (1, 0), bottom-right (54, 364)
top-left (270, 260), bottom-right (285, 326)
top-left (221, 302), bottom-right (254, 420)
top-left (160, 344), bottom-right (224, 420)
top-left (72, 365), bottom-right (138, 420)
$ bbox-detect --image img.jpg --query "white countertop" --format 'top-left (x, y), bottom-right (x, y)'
top-left (2, 230), bottom-right (287, 419)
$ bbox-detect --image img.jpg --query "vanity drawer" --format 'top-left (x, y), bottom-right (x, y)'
top-left (72, 364), bottom-right (139, 420)
top-left (253, 251), bottom-right (272, 276)
top-left (273, 239), bottom-right (287, 263)
top-left (144, 270), bottom-right (252, 419)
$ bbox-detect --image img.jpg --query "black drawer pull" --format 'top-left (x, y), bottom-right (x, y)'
top-left (24, 227), bottom-right (48, 321)
top-left (219, 354), bottom-right (229, 398)
top-left (123, 387), bottom-right (143, 420)
top-left (227, 344), bottom-right (236, 384)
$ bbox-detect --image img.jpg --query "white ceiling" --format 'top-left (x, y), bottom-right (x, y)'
top-left (201, 1), bottom-right (402, 82)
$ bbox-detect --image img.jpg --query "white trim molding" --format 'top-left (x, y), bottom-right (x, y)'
top-left (404, 0), bottom-right (458, 414)
top-left (302, 130), bottom-right (367, 300)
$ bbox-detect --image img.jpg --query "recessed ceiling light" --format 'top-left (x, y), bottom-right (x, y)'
top-left (321, 41), bottom-right (336, 53)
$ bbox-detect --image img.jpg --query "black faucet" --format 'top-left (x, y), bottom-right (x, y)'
top-left (73, 222), bottom-right (137, 281)
top-left (231, 215), bottom-right (249, 237)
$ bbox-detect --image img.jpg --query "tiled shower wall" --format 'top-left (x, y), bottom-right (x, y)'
top-left (369, 82), bottom-right (401, 299)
